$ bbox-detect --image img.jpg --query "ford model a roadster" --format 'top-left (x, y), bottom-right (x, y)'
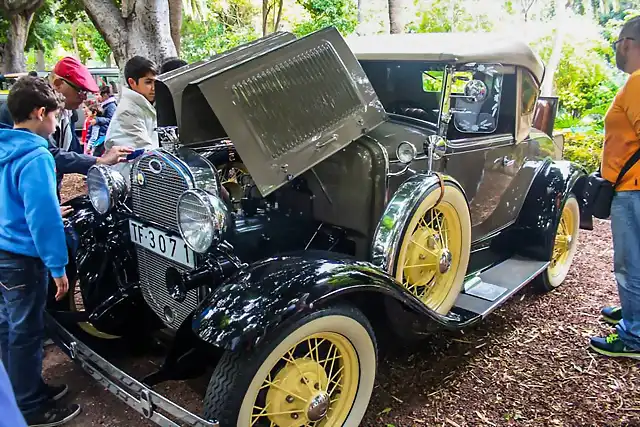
top-left (46, 28), bottom-right (591, 427)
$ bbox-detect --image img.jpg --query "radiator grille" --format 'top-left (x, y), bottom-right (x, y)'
top-left (231, 42), bottom-right (363, 159)
top-left (131, 155), bottom-right (190, 233)
top-left (136, 248), bottom-right (199, 329)
top-left (130, 153), bottom-right (199, 330)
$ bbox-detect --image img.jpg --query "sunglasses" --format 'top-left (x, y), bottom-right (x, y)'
top-left (60, 77), bottom-right (88, 97)
top-left (612, 37), bottom-right (636, 50)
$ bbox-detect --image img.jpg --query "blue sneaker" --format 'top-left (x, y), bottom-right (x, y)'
top-left (590, 333), bottom-right (640, 360)
top-left (600, 306), bottom-right (622, 325)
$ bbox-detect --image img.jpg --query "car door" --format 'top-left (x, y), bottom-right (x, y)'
top-left (443, 135), bottom-right (524, 242)
top-left (442, 63), bottom-right (528, 242)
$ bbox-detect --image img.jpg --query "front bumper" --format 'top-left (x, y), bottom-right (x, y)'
top-left (44, 312), bottom-right (219, 427)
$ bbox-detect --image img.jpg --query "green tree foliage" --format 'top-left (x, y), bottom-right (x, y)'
top-left (27, 0), bottom-right (57, 52)
top-left (562, 131), bottom-right (603, 173)
top-left (536, 35), bottom-right (619, 119)
top-left (180, 0), bottom-right (259, 63)
top-left (292, 0), bottom-right (358, 36)
top-left (408, 0), bottom-right (494, 33)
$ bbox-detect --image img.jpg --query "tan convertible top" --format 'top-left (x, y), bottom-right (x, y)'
top-left (346, 32), bottom-right (545, 84)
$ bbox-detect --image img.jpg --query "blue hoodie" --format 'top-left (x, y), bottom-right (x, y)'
top-left (0, 128), bottom-right (68, 278)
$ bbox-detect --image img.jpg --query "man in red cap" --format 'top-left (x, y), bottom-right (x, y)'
top-left (0, 57), bottom-right (132, 201)
top-left (48, 57), bottom-right (131, 196)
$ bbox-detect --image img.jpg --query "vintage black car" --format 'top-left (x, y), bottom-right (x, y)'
top-left (46, 28), bottom-right (592, 427)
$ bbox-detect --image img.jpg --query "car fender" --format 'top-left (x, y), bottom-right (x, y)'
top-left (371, 172), bottom-right (468, 275)
top-left (513, 159), bottom-right (588, 261)
top-left (191, 251), bottom-right (461, 352)
top-left (54, 196), bottom-right (149, 336)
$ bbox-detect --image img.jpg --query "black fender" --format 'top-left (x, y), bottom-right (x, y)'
top-left (512, 159), bottom-right (589, 261)
top-left (191, 250), bottom-right (463, 352)
top-left (52, 196), bottom-right (156, 336)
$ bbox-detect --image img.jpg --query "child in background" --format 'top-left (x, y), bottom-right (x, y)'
top-left (87, 104), bottom-right (106, 157)
top-left (80, 102), bottom-right (94, 154)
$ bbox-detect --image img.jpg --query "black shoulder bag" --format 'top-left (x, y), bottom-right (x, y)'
top-left (584, 148), bottom-right (640, 219)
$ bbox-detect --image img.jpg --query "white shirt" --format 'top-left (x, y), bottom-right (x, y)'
top-left (105, 87), bottom-right (158, 177)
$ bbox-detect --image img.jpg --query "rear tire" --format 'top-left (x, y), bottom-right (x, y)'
top-left (203, 305), bottom-right (377, 427)
top-left (535, 194), bottom-right (580, 292)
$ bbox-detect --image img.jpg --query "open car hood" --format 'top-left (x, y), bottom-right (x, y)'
top-left (156, 27), bottom-right (387, 196)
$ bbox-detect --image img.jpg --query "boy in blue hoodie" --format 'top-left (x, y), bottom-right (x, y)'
top-left (0, 76), bottom-right (81, 426)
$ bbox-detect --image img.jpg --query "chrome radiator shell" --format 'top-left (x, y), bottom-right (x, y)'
top-left (129, 151), bottom-right (199, 330)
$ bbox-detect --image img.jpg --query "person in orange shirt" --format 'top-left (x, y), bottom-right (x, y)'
top-left (591, 16), bottom-right (640, 359)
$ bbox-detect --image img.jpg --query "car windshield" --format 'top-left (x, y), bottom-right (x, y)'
top-left (359, 60), bottom-right (449, 127)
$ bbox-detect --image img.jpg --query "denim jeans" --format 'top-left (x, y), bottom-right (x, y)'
top-left (610, 190), bottom-right (640, 350)
top-left (0, 249), bottom-right (49, 416)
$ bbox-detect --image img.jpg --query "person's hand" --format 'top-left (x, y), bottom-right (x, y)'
top-left (96, 146), bottom-right (133, 165)
top-left (60, 206), bottom-right (73, 218)
top-left (53, 274), bottom-right (69, 301)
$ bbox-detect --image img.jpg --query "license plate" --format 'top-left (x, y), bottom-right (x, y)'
top-left (129, 220), bottom-right (195, 268)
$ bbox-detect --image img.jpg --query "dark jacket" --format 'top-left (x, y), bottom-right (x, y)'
top-left (0, 104), bottom-right (97, 190)
top-left (0, 102), bottom-right (12, 130)
top-left (95, 97), bottom-right (117, 128)
top-left (50, 116), bottom-right (97, 189)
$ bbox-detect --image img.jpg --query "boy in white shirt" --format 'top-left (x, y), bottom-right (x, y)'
top-left (105, 56), bottom-right (159, 176)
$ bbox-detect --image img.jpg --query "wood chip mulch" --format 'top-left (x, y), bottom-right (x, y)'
top-left (49, 176), bottom-right (639, 427)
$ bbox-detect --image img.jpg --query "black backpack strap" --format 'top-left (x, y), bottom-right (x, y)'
top-left (615, 147), bottom-right (640, 188)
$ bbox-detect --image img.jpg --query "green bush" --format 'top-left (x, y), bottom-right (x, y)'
top-left (562, 131), bottom-right (603, 173)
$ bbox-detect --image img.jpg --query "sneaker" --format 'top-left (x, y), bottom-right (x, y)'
top-left (45, 384), bottom-right (68, 401)
top-left (590, 333), bottom-right (640, 360)
top-left (25, 404), bottom-right (81, 427)
top-left (601, 306), bottom-right (622, 325)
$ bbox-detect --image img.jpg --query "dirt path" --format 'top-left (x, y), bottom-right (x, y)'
top-left (49, 175), bottom-right (639, 426)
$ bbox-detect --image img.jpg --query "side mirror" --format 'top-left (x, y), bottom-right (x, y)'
top-left (463, 79), bottom-right (488, 103)
top-left (533, 96), bottom-right (559, 138)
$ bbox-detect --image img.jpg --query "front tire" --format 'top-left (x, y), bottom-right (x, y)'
top-left (203, 306), bottom-right (377, 427)
top-left (394, 181), bottom-right (471, 314)
top-left (536, 194), bottom-right (580, 292)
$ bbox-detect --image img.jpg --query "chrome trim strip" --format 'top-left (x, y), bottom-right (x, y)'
top-left (447, 134), bottom-right (513, 149)
top-left (371, 173), bottom-right (448, 273)
top-left (45, 313), bottom-right (219, 427)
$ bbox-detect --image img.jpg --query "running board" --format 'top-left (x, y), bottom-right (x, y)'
top-left (452, 256), bottom-right (549, 320)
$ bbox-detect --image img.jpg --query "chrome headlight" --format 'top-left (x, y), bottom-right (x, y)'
top-left (396, 141), bottom-right (417, 164)
top-left (177, 188), bottom-right (229, 253)
top-left (87, 165), bottom-right (128, 214)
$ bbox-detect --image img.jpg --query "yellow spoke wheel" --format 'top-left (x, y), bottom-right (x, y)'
top-left (203, 307), bottom-right (376, 427)
top-left (538, 194), bottom-right (580, 291)
top-left (394, 182), bottom-right (471, 314)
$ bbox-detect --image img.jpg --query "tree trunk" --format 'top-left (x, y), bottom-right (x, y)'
top-left (262, 0), bottom-right (270, 36)
top-left (5, 11), bottom-right (33, 72)
top-left (81, 0), bottom-right (177, 71)
top-left (36, 49), bottom-right (45, 70)
top-left (273, 0), bottom-right (283, 32)
top-left (0, 0), bottom-right (43, 73)
top-left (168, 0), bottom-right (182, 55)
top-left (388, 0), bottom-right (403, 33)
top-left (541, 0), bottom-right (568, 97)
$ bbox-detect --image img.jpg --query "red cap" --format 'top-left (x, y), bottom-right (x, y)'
top-left (52, 56), bottom-right (100, 93)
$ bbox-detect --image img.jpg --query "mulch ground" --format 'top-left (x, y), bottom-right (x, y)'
top-left (48, 174), bottom-right (640, 427)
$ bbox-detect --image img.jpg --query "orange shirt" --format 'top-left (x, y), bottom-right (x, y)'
top-left (602, 70), bottom-right (640, 191)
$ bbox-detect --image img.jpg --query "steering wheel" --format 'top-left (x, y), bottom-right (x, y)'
top-left (387, 100), bottom-right (438, 124)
